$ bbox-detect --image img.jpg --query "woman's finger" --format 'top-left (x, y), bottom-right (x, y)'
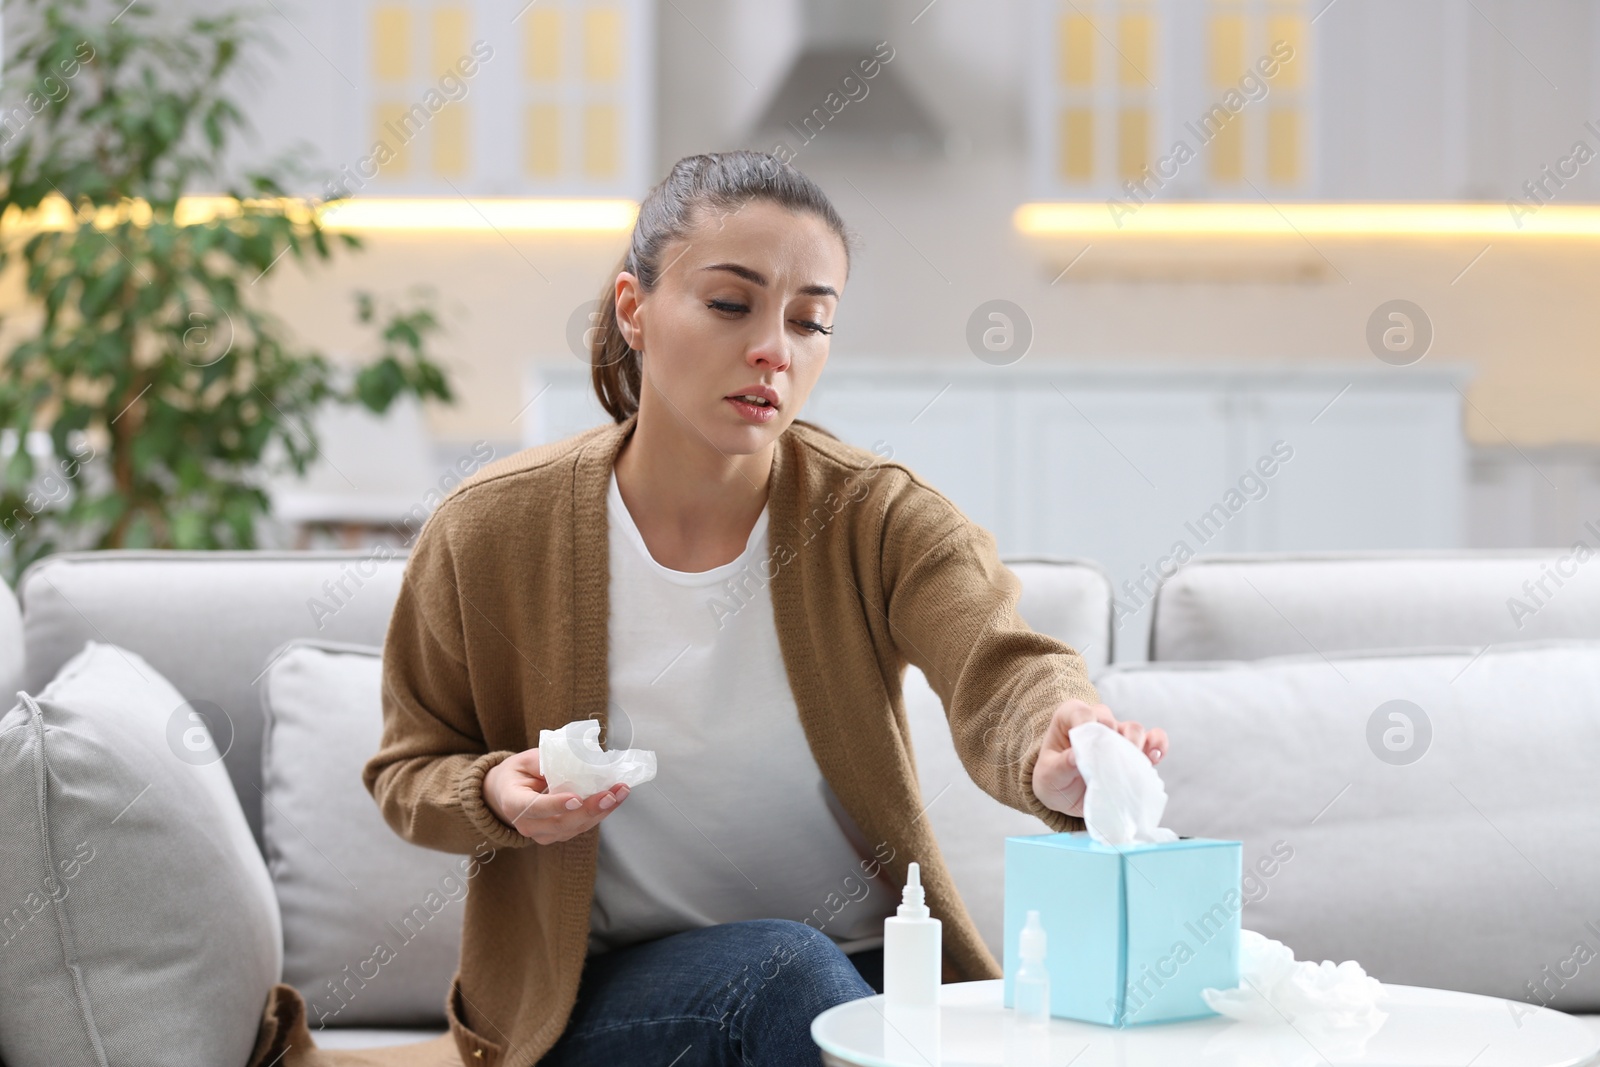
top-left (1036, 768), bottom-right (1084, 812)
top-left (544, 785), bottom-right (630, 840)
top-left (511, 748), bottom-right (548, 791)
top-left (586, 783), bottom-right (630, 814)
top-left (1144, 727), bottom-right (1168, 764)
top-left (1046, 699), bottom-right (1111, 748)
top-left (508, 788), bottom-right (582, 827)
top-left (1039, 767), bottom-right (1086, 816)
top-left (1118, 720), bottom-right (1146, 752)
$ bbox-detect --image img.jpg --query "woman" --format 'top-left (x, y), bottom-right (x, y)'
top-left (363, 151), bottom-right (1168, 1067)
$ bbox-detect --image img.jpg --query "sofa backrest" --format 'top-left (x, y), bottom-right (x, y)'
top-left (1005, 556), bottom-right (1113, 671)
top-left (16, 550), bottom-right (1112, 851)
top-left (18, 550), bottom-right (407, 845)
top-left (1149, 550), bottom-right (1600, 661)
top-left (1091, 641), bottom-right (1600, 1010)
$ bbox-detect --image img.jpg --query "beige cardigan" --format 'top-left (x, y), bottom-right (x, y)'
top-left (247, 410), bottom-right (1095, 1067)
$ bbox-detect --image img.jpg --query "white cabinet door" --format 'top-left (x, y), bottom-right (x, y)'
top-left (1243, 385), bottom-right (1466, 552)
top-left (1011, 383), bottom-right (1236, 654)
top-left (801, 372), bottom-right (1007, 539)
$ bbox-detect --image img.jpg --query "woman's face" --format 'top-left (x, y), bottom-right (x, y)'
top-left (616, 199), bottom-right (848, 456)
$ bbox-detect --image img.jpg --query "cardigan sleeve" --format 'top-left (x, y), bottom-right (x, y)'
top-left (362, 503), bottom-right (532, 854)
top-left (881, 485), bottom-right (1097, 834)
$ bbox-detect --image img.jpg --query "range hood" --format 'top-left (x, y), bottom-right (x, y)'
top-left (746, 0), bottom-right (944, 159)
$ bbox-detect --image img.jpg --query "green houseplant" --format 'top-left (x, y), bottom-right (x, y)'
top-left (0, 0), bottom-right (456, 587)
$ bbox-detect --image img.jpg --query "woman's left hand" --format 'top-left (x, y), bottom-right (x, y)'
top-left (1030, 699), bottom-right (1168, 818)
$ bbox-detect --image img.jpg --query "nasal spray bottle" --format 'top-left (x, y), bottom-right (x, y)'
top-left (1014, 910), bottom-right (1050, 1023)
top-left (1003, 911), bottom-right (1052, 1066)
top-left (884, 861), bottom-right (942, 1006)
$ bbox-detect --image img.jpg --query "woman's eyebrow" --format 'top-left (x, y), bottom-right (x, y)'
top-left (700, 262), bottom-right (837, 299)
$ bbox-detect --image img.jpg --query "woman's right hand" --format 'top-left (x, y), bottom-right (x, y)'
top-left (483, 747), bottom-right (631, 844)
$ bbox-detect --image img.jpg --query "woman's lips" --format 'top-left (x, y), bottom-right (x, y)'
top-left (726, 396), bottom-right (778, 423)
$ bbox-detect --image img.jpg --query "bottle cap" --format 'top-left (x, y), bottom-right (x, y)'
top-left (1021, 909), bottom-right (1046, 961)
top-left (897, 861), bottom-right (930, 919)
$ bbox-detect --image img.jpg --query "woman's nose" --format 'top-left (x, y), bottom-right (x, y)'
top-left (747, 330), bottom-right (791, 373)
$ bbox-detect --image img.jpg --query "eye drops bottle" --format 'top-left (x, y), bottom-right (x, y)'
top-left (884, 861), bottom-right (941, 1007)
top-left (1015, 910), bottom-right (1050, 1024)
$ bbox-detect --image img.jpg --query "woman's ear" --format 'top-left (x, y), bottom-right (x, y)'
top-left (614, 271), bottom-right (643, 351)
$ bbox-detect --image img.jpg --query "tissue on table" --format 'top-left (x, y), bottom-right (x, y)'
top-left (1004, 722), bottom-right (1242, 1026)
top-left (538, 719), bottom-right (657, 798)
top-left (1201, 929), bottom-right (1388, 1030)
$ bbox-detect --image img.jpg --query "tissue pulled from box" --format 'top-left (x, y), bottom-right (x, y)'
top-left (1202, 929), bottom-right (1387, 1031)
top-left (538, 719), bottom-right (657, 798)
top-left (1068, 721), bottom-right (1179, 846)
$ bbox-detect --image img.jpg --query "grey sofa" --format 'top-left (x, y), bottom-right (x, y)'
top-left (2, 549), bottom-right (1112, 1051)
top-left (4, 547), bottom-right (1597, 1055)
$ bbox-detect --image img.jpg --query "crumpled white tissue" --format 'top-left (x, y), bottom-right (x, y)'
top-left (537, 719), bottom-right (657, 799)
top-left (1202, 929), bottom-right (1388, 1034)
top-left (1068, 720), bottom-right (1179, 846)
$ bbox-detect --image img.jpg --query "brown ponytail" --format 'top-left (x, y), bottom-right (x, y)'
top-left (589, 150), bottom-right (856, 423)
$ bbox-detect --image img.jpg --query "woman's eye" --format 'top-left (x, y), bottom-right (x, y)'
top-left (706, 300), bottom-right (832, 336)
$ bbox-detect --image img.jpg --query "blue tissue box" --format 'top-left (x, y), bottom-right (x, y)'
top-left (1003, 832), bottom-right (1242, 1026)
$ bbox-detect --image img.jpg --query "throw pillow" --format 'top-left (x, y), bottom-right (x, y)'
top-left (260, 639), bottom-right (492, 1029)
top-left (0, 640), bottom-right (282, 1067)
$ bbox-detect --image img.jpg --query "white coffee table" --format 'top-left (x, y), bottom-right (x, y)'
top-left (811, 980), bottom-right (1600, 1066)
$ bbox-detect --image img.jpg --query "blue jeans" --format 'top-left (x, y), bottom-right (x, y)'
top-left (536, 919), bottom-right (882, 1066)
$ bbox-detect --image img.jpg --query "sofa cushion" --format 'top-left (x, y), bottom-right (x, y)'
top-left (262, 639), bottom-right (482, 1029)
top-left (307, 1028), bottom-right (446, 1050)
top-left (0, 640), bottom-right (282, 1067)
top-left (18, 550), bottom-right (409, 846)
top-left (1092, 640), bottom-right (1600, 1011)
top-left (1150, 550), bottom-right (1600, 661)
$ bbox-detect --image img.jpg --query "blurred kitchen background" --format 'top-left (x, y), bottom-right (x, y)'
top-left (6, 0), bottom-right (1600, 660)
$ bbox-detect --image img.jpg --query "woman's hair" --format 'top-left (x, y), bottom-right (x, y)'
top-left (588, 151), bottom-right (856, 424)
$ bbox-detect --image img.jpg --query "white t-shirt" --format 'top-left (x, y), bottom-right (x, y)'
top-left (586, 468), bottom-right (901, 956)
